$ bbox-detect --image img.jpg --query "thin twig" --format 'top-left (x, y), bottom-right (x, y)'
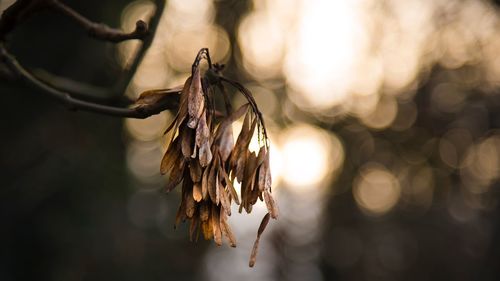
top-left (32, 68), bottom-right (115, 103)
top-left (0, 0), bottom-right (49, 40)
top-left (114, 0), bottom-right (165, 95)
top-left (51, 0), bottom-right (149, 43)
top-left (0, 44), bottom-right (179, 118)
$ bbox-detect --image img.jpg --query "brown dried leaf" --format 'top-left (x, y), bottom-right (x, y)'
top-left (190, 160), bottom-right (202, 182)
top-left (164, 112), bottom-right (179, 136)
top-left (193, 182), bottom-right (203, 202)
top-left (189, 213), bottom-right (199, 242)
top-left (229, 112), bottom-right (250, 169)
top-left (195, 111), bottom-right (210, 147)
top-left (256, 146), bottom-right (266, 167)
top-left (216, 103), bottom-right (250, 138)
top-left (264, 152), bottom-right (272, 191)
top-left (211, 205), bottom-right (222, 246)
top-left (249, 213), bottom-right (271, 267)
top-left (235, 150), bottom-right (248, 183)
top-left (243, 152), bottom-right (258, 192)
top-left (188, 67), bottom-right (205, 129)
top-left (181, 127), bottom-right (193, 158)
top-left (263, 190), bottom-right (279, 219)
top-left (257, 212), bottom-right (271, 236)
top-left (200, 201), bottom-right (210, 222)
top-left (201, 220), bottom-right (213, 240)
top-left (218, 177), bottom-right (231, 216)
top-left (208, 157), bottom-right (218, 203)
top-left (165, 152), bottom-right (185, 192)
top-left (257, 164), bottom-right (266, 191)
top-left (219, 165), bottom-right (240, 205)
top-left (251, 174), bottom-right (260, 204)
top-left (218, 124), bottom-right (234, 162)
top-left (174, 201), bottom-right (186, 229)
top-left (164, 77), bottom-right (191, 136)
top-left (135, 86), bottom-right (182, 107)
top-left (215, 173), bottom-right (221, 206)
top-left (201, 163), bottom-right (210, 200)
top-left (183, 178), bottom-right (196, 218)
top-left (160, 137), bottom-right (180, 175)
top-left (243, 117), bottom-right (258, 149)
top-left (220, 208), bottom-right (236, 247)
top-left (216, 103), bottom-right (249, 162)
top-left (198, 141), bottom-right (213, 167)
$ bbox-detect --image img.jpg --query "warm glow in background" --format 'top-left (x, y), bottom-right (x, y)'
top-left (121, 0), bottom-right (500, 280)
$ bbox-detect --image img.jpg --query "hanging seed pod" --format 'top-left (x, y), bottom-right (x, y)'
top-left (137, 48), bottom-right (277, 267)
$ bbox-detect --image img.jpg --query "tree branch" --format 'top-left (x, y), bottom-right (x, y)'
top-left (50, 0), bottom-right (149, 43)
top-left (0, 0), bottom-right (173, 118)
top-left (32, 68), bottom-right (115, 102)
top-left (114, 0), bottom-right (166, 95)
top-left (0, 44), bottom-right (179, 118)
top-left (0, 0), bottom-right (48, 40)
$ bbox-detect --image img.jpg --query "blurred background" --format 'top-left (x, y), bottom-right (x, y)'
top-left (1, 0), bottom-right (500, 280)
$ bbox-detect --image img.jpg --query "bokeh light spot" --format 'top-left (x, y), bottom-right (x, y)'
top-left (354, 164), bottom-right (401, 216)
top-left (280, 125), bottom-right (344, 192)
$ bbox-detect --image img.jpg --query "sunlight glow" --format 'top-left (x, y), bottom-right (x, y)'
top-left (280, 125), bottom-right (344, 192)
top-left (285, 0), bottom-right (368, 109)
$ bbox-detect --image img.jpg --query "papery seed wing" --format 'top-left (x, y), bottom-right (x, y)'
top-left (264, 152), bottom-right (272, 191)
top-left (219, 165), bottom-right (240, 205)
top-left (135, 86), bottom-right (182, 107)
top-left (195, 111), bottom-right (210, 147)
top-left (201, 163), bottom-right (210, 200)
top-left (190, 160), bottom-right (202, 182)
top-left (229, 112), bottom-right (250, 169)
top-left (235, 150), bottom-right (248, 183)
top-left (242, 117), bottom-right (258, 150)
top-left (218, 124), bottom-right (234, 162)
top-left (184, 179), bottom-right (196, 218)
top-left (193, 182), bottom-right (203, 202)
top-left (256, 146), bottom-right (266, 166)
top-left (258, 164), bottom-right (266, 191)
top-left (189, 211), bottom-right (199, 241)
top-left (174, 201), bottom-right (186, 229)
top-left (160, 137), bottom-right (180, 175)
top-left (215, 173), bottom-right (220, 206)
top-left (165, 153), bottom-right (185, 192)
top-left (249, 213), bottom-right (271, 267)
top-left (201, 220), bottom-right (213, 240)
top-left (181, 127), bottom-right (193, 158)
top-left (220, 208), bottom-right (236, 247)
top-left (164, 77), bottom-right (191, 136)
top-left (243, 152), bottom-right (258, 192)
top-left (200, 201), bottom-right (210, 222)
top-left (198, 141), bottom-right (213, 167)
top-left (264, 190), bottom-right (279, 219)
top-left (188, 67), bottom-right (205, 129)
top-left (211, 205), bottom-right (222, 246)
top-left (218, 177), bottom-right (231, 216)
top-left (216, 103), bottom-right (249, 161)
top-left (207, 159), bottom-right (217, 203)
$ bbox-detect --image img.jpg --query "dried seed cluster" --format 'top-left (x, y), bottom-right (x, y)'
top-left (136, 49), bottom-right (278, 267)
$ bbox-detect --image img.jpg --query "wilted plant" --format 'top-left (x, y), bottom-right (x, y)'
top-left (136, 48), bottom-right (278, 267)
